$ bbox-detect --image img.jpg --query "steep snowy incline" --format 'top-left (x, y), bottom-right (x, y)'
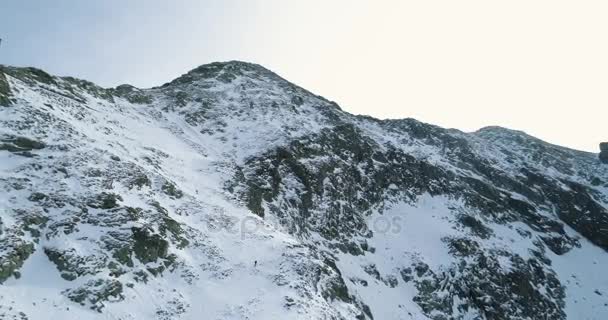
top-left (1, 62), bottom-right (608, 320)
top-left (0, 64), bottom-right (362, 320)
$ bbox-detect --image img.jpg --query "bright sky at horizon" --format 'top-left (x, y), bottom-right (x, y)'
top-left (1, 1), bottom-right (606, 152)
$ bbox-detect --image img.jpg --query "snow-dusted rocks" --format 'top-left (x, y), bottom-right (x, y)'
top-left (1, 62), bottom-right (608, 320)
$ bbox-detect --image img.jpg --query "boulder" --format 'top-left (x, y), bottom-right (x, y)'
top-left (601, 142), bottom-right (608, 152)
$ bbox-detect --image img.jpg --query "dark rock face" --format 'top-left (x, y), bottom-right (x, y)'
top-left (111, 84), bottom-right (152, 104)
top-left (0, 67), bottom-right (12, 107)
top-left (411, 250), bottom-right (565, 320)
top-left (0, 136), bottom-right (46, 156)
top-left (238, 123), bottom-right (454, 239)
top-left (600, 142), bottom-right (608, 163)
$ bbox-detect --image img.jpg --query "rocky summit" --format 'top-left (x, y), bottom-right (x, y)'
top-left (1, 61), bottom-right (608, 320)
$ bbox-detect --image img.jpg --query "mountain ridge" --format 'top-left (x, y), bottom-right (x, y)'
top-left (2, 61), bottom-right (589, 154)
top-left (1, 62), bottom-right (608, 320)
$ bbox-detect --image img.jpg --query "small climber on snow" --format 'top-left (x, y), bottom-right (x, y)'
top-left (254, 260), bottom-right (257, 267)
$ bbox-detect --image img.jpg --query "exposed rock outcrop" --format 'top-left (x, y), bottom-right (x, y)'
top-left (600, 142), bottom-right (608, 163)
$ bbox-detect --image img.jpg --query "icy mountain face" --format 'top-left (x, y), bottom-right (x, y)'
top-left (1, 62), bottom-right (607, 320)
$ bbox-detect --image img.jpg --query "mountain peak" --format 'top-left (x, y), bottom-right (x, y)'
top-left (474, 125), bottom-right (540, 144)
top-left (475, 125), bottom-right (527, 136)
top-left (161, 60), bottom-right (279, 88)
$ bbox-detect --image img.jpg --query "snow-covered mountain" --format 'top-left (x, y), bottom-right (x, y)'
top-left (1, 61), bottom-right (607, 320)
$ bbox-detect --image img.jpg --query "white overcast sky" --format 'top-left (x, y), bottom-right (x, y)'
top-left (1, 1), bottom-right (606, 152)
